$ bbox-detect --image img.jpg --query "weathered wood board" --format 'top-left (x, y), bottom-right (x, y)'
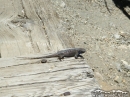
top-left (0, 57), bottom-right (99, 97)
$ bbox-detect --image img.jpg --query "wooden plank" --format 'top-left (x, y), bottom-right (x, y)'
top-left (0, 58), bottom-right (89, 86)
top-left (0, 57), bottom-right (99, 97)
top-left (0, 59), bottom-right (88, 77)
top-left (0, 80), bottom-right (98, 97)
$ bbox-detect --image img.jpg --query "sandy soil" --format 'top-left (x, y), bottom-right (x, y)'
top-left (51, 0), bottom-right (130, 91)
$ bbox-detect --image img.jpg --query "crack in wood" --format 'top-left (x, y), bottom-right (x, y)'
top-left (0, 79), bottom-right (67, 88)
top-left (0, 60), bottom-right (42, 69)
top-left (0, 59), bottom-right (86, 69)
top-left (3, 67), bottom-right (88, 78)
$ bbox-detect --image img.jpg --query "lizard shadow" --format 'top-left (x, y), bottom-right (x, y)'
top-left (112, 0), bottom-right (130, 19)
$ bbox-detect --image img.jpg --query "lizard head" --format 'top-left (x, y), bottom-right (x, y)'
top-left (78, 48), bottom-right (86, 54)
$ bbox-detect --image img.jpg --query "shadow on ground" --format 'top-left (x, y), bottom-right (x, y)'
top-left (112, 0), bottom-right (130, 19)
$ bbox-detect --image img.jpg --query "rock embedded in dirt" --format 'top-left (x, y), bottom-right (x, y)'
top-left (126, 72), bottom-right (130, 77)
top-left (115, 63), bottom-right (122, 72)
top-left (94, 72), bottom-right (104, 80)
top-left (63, 92), bottom-right (71, 96)
top-left (114, 76), bottom-right (122, 83)
top-left (121, 60), bottom-right (130, 72)
top-left (114, 34), bottom-right (121, 40)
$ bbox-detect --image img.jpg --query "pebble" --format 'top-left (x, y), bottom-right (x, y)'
top-left (121, 60), bottom-right (130, 71)
top-left (60, 1), bottom-right (66, 8)
top-left (41, 59), bottom-right (47, 63)
top-left (126, 72), bottom-right (130, 77)
top-left (122, 79), bottom-right (126, 84)
top-left (114, 76), bottom-right (122, 83)
top-left (121, 60), bottom-right (128, 66)
top-left (119, 31), bottom-right (128, 38)
top-left (115, 63), bottom-right (122, 72)
top-left (114, 33), bottom-right (120, 40)
top-left (87, 72), bottom-right (94, 78)
top-left (63, 92), bottom-right (71, 96)
top-left (94, 72), bottom-right (104, 80)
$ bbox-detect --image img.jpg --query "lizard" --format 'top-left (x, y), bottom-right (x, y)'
top-left (19, 48), bottom-right (86, 61)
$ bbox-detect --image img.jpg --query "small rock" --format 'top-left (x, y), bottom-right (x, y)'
top-left (92, 68), bottom-right (95, 72)
top-left (114, 76), bottom-right (122, 83)
top-left (118, 45), bottom-right (128, 49)
top-left (126, 72), bottom-right (130, 77)
top-left (63, 92), bottom-right (71, 96)
top-left (119, 31), bottom-right (128, 38)
top-left (84, 42), bottom-right (86, 44)
top-left (94, 72), bottom-right (103, 80)
top-left (101, 36), bottom-right (106, 40)
top-left (84, 20), bottom-right (87, 24)
top-left (43, 95), bottom-right (53, 97)
top-left (60, 1), bottom-right (66, 8)
top-left (121, 60), bottom-right (128, 65)
top-left (122, 79), bottom-right (126, 84)
top-left (114, 33), bottom-right (120, 39)
top-left (109, 22), bottom-right (115, 27)
top-left (87, 72), bottom-right (94, 78)
top-left (121, 60), bottom-right (130, 71)
top-left (115, 63), bottom-right (122, 72)
top-left (41, 59), bottom-right (47, 63)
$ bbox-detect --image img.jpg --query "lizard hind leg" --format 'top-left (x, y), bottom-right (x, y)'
top-left (58, 55), bottom-right (64, 61)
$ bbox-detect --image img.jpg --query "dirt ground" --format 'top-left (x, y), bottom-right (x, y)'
top-left (51, 0), bottom-right (130, 91)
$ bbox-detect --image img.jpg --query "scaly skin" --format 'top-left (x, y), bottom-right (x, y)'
top-left (19, 48), bottom-right (86, 61)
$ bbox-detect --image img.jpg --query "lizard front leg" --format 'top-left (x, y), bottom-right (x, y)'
top-left (74, 51), bottom-right (79, 59)
top-left (58, 55), bottom-right (64, 61)
top-left (78, 55), bottom-right (84, 59)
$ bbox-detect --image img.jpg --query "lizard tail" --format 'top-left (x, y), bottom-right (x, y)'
top-left (17, 56), bottom-right (45, 59)
top-left (18, 53), bottom-right (58, 59)
top-left (41, 53), bottom-right (58, 58)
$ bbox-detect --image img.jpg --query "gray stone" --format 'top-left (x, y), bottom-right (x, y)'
top-left (114, 34), bottom-right (121, 40)
top-left (114, 76), bottom-right (122, 83)
top-left (115, 63), bottom-right (122, 72)
top-left (121, 60), bottom-right (130, 72)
